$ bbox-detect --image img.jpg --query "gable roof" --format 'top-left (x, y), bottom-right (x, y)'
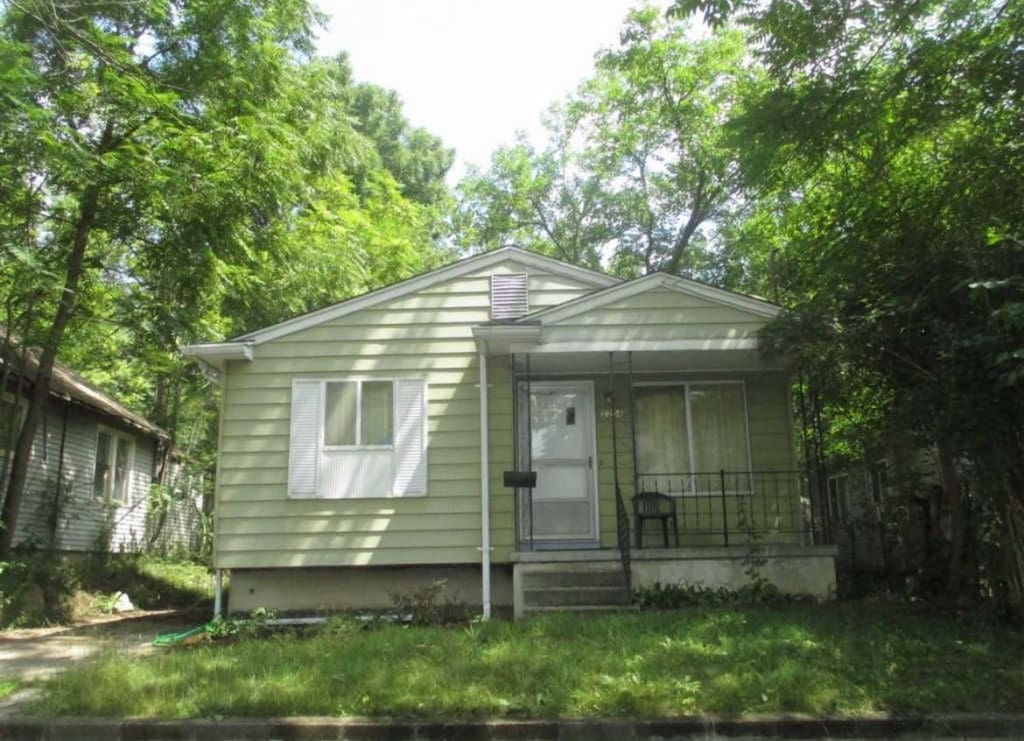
top-left (230, 246), bottom-right (619, 346)
top-left (1, 332), bottom-right (167, 440)
top-left (517, 272), bottom-right (781, 325)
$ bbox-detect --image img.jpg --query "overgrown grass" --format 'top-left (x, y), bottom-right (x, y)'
top-left (75, 554), bottom-right (214, 612)
top-left (2, 552), bottom-right (214, 627)
top-left (33, 604), bottom-right (1024, 718)
top-left (0, 679), bottom-right (19, 702)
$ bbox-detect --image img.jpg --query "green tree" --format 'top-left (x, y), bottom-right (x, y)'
top-left (678, 0), bottom-right (1024, 611)
top-left (0, 0), bottom-right (322, 555)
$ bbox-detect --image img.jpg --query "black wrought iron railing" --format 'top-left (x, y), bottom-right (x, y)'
top-left (634, 469), bottom-right (816, 547)
top-left (614, 482), bottom-right (632, 590)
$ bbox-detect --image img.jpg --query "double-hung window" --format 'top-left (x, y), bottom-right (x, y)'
top-left (633, 381), bottom-right (752, 494)
top-left (289, 378), bottom-right (427, 499)
top-left (93, 426), bottom-right (134, 503)
top-left (0, 393), bottom-right (26, 486)
top-left (827, 474), bottom-right (849, 524)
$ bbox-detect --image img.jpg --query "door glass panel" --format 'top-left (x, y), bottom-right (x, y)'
top-left (526, 385), bottom-right (595, 540)
top-left (531, 391), bottom-right (584, 460)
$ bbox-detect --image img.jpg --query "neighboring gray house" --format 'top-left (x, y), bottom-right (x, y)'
top-left (1, 340), bottom-right (200, 554)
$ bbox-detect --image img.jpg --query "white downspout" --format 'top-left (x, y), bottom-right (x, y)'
top-left (478, 351), bottom-right (492, 620)
top-left (214, 568), bottom-right (223, 618)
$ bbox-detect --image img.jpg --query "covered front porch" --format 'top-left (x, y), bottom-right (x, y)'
top-left (476, 344), bottom-right (834, 615)
top-left (472, 273), bottom-right (836, 616)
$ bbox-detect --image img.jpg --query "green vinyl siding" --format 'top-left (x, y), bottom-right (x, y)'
top-left (214, 259), bottom-right (598, 570)
top-left (542, 286), bottom-right (769, 345)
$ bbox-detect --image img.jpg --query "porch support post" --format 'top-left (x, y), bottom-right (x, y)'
top-left (478, 351), bottom-right (492, 620)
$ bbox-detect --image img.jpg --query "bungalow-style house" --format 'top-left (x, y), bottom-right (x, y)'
top-left (1, 339), bottom-right (200, 554)
top-left (185, 247), bottom-right (836, 618)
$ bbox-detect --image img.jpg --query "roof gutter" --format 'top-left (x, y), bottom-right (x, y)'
top-left (471, 325), bottom-right (541, 355)
top-left (181, 342), bottom-right (254, 382)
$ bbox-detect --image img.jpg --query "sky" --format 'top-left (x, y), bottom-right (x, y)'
top-left (315, 0), bottom-right (667, 183)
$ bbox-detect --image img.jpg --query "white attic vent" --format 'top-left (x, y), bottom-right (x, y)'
top-left (490, 273), bottom-right (529, 319)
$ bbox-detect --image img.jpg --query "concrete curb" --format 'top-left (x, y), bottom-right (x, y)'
top-left (1, 714), bottom-right (1023, 740)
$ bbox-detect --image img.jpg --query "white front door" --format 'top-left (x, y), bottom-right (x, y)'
top-left (525, 381), bottom-right (599, 543)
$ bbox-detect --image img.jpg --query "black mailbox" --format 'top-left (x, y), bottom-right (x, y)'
top-left (503, 470), bottom-right (537, 489)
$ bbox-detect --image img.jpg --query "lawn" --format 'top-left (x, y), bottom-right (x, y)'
top-left (31, 604), bottom-right (1024, 719)
top-left (0, 679), bottom-right (19, 702)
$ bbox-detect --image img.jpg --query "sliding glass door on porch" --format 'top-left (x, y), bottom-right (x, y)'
top-left (633, 381), bottom-right (752, 494)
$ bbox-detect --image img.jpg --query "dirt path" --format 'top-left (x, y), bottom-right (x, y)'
top-left (0, 611), bottom-right (199, 716)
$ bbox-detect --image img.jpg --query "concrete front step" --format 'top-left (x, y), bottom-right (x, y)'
top-left (516, 564), bottom-right (631, 614)
top-left (521, 568), bottom-right (627, 590)
top-left (523, 585), bottom-right (632, 608)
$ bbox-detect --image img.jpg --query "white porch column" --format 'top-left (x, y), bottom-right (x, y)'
top-left (478, 351), bottom-right (492, 620)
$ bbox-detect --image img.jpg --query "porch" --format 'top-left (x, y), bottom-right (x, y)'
top-left (471, 281), bottom-right (837, 617)
top-left (491, 352), bottom-right (836, 616)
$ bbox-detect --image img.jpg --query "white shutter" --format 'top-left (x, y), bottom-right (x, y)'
top-left (288, 380), bottom-right (322, 498)
top-left (393, 378), bottom-right (427, 496)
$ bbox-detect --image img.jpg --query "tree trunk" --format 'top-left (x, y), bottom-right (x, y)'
top-left (937, 444), bottom-right (965, 598)
top-left (0, 183), bottom-right (102, 557)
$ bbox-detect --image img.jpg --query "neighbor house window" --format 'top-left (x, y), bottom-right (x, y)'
top-left (93, 427), bottom-right (133, 503)
top-left (0, 393), bottom-right (26, 485)
top-left (289, 378), bottom-right (426, 499)
top-left (827, 475), bottom-right (849, 524)
top-left (869, 460), bottom-right (889, 503)
top-left (633, 382), bottom-right (751, 494)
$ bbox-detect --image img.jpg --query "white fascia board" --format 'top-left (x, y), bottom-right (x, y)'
top-left (525, 273), bottom-right (781, 325)
top-left (532, 338), bottom-right (762, 352)
top-left (236, 247), bottom-right (619, 346)
top-left (471, 325), bottom-right (542, 354)
top-left (181, 342), bottom-right (254, 374)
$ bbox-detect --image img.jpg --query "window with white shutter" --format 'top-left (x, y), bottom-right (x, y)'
top-left (287, 378), bottom-right (427, 499)
top-left (490, 273), bottom-right (529, 319)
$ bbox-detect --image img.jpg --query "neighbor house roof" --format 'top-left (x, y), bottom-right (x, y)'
top-left (0, 331), bottom-right (167, 440)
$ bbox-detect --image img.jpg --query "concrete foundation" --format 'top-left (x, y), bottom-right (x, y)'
top-left (228, 564), bottom-right (514, 615)
top-left (512, 544), bottom-right (838, 616)
top-left (227, 545), bottom-right (836, 617)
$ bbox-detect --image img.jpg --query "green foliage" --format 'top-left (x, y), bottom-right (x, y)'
top-left (388, 578), bottom-right (470, 625)
top-left (0, 678), bottom-right (19, 702)
top-left (205, 608), bottom-right (277, 641)
top-left (74, 554), bottom-right (214, 613)
top-left (668, 0), bottom-right (1024, 610)
top-left (0, 549), bottom-right (77, 626)
top-left (0, 0), bottom-right (454, 544)
top-left (32, 605), bottom-right (1024, 717)
top-left (633, 578), bottom-right (804, 609)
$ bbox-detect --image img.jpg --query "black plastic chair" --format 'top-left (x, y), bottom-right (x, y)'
top-left (632, 491), bottom-right (679, 548)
